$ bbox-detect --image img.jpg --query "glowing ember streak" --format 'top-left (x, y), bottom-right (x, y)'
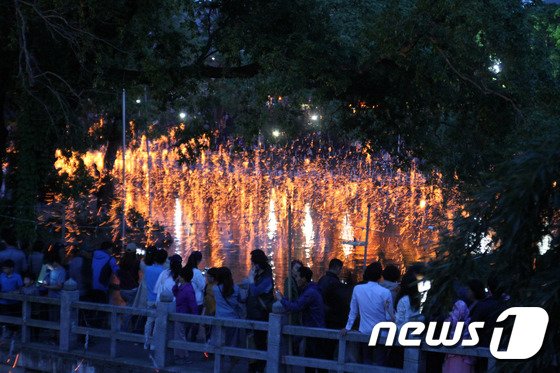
top-left (51, 129), bottom-right (459, 284)
top-left (174, 198), bottom-right (182, 254)
top-left (74, 359), bottom-right (84, 372)
top-left (267, 192), bottom-right (278, 240)
top-left (341, 214), bottom-right (354, 257)
top-left (302, 203), bottom-right (315, 264)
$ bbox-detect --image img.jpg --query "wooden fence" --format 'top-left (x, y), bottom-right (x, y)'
top-left (0, 282), bottom-right (496, 372)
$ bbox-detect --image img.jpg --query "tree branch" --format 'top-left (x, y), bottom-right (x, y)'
top-left (431, 40), bottom-right (523, 117)
top-left (109, 62), bottom-right (261, 82)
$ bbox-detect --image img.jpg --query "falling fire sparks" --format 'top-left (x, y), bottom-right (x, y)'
top-left (52, 128), bottom-right (459, 283)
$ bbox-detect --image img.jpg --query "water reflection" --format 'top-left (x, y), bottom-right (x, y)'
top-left (55, 134), bottom-right (457, 284)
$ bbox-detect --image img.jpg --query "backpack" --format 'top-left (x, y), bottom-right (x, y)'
top-left (98, 257), bottom-right (113, 288)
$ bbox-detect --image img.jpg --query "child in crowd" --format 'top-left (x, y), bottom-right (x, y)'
top-left (21, 273), bottom-right (40, 296)
top-left (42, 251), bottom-right (67, 299)
top-left (172, 266), bottom-right (197, 364)
top-left (0, 260), bottom-right (23, 339)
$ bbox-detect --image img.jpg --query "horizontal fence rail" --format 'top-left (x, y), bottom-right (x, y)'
top-left (0, 287), bottom-right (497, 372)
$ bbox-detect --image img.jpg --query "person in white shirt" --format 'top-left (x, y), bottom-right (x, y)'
top-left (185, 251), bottom-right (205, 342)
top-left (154, 254), bottom-right (183, 302)
top-left (341, 262), bottom-right (394, 365)
top-left (185, 251), bottom-right (205, 314)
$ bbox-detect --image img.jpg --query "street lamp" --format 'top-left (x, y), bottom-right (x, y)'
top-left (272, 129), bottom-right (280, 138)
top-left (179, 112), bottom-right (186, 120)
top-left (310, 114), bottom-right (319, 121)
top-left (135, 99), bottom-right (141, 104)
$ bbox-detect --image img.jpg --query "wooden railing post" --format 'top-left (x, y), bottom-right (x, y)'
top-left (267, 313), bottom-right (286, 373)
top-left (403, 347), bottom-right (425, 373)
top-left (154, 290), bottom-right (174, 368)
top-left (59, 279), bottom-right (80, 352)
top-left (21, 296), bottom-right (32, 344)
top-left (487, 355), bottom-right (497, 372)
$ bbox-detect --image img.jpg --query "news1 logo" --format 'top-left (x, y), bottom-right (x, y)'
top-left (369, 307), bottom-right (549, 359)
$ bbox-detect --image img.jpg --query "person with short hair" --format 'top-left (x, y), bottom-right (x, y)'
top-left (341, 262), bottom-right (394, 365)
top-left (317, 258), bottom-right (345, 327)
top-left (143, 249), bottom-right (168, 350)
top-left (91, 241), bottom-right (119, 303)
top-left (0, 229), bottom-right (27, 275)
top-left (43, 251), bottom-right (66, 299)
top-left (118, 249), bottom-right (140, 306)
top-left (468, 276), bottom-right (507, 347)
top-left (173, 266), bottom-right (197, 364)
top-left (0, 259), bottom-right (23, 338)
top-left (276, 266), bottom-right (326, 373)
top-left (380, 263), bottom-right (401, 304)
top-left (68, 247), bottom-right (88, 298)
top-left (28, 241), bottom-right (45, 279)
top-left (317, 258), bottom-right (347, 361)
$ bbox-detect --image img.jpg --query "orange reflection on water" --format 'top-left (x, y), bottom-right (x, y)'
top-left (55, 132), bottom-right (458, 283)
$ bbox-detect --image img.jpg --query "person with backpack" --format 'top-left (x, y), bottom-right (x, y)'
top-left (245, 249), bottom-right (274, 373)
top-left (90, 241), bottom-right (119, 304)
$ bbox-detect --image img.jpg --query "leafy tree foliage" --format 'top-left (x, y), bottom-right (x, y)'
top-left (0, 1), bottom-right (559, 367)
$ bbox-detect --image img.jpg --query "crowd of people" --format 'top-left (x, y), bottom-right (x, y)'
top-left (0, 227), bottom-right (509, 373)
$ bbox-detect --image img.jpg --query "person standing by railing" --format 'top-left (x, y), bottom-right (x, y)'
top-left (143, 249), bottom-right (167, 350)
top-left (68, 247), bottom-right (89, 299)
top-left (213, 267), bottom-right (247, 347)
top-left (90, 241), bottom-right (119, 304)
top-left (173, 266), bottom-right (197, 364)
top-left (340, 262), bottom-right (394, 365)
top-left (0, 229), bottom-right (27, 275)
top-left (43, 251), bottom-right (66, 300)
top-left (185, 251), bottom-right (205, 342)
top-left (203, 267), bottom-right (218, 343)
top-left (185, 251), bottom-right (205, 315)
top-left (0, 259), bottom-right (23, 340)
top-left (275, 266), bottom-right (326, 373)
top-left (317, 258), bottom-right (347, 362)
top-left (283, 260), bottom-right (302, 325)
top-left (245, 249), bottom-right (274, 373)
top-left (27, 240), bottom-right (45, 280)
top-left (442, 300), bottom-right (475, 373)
